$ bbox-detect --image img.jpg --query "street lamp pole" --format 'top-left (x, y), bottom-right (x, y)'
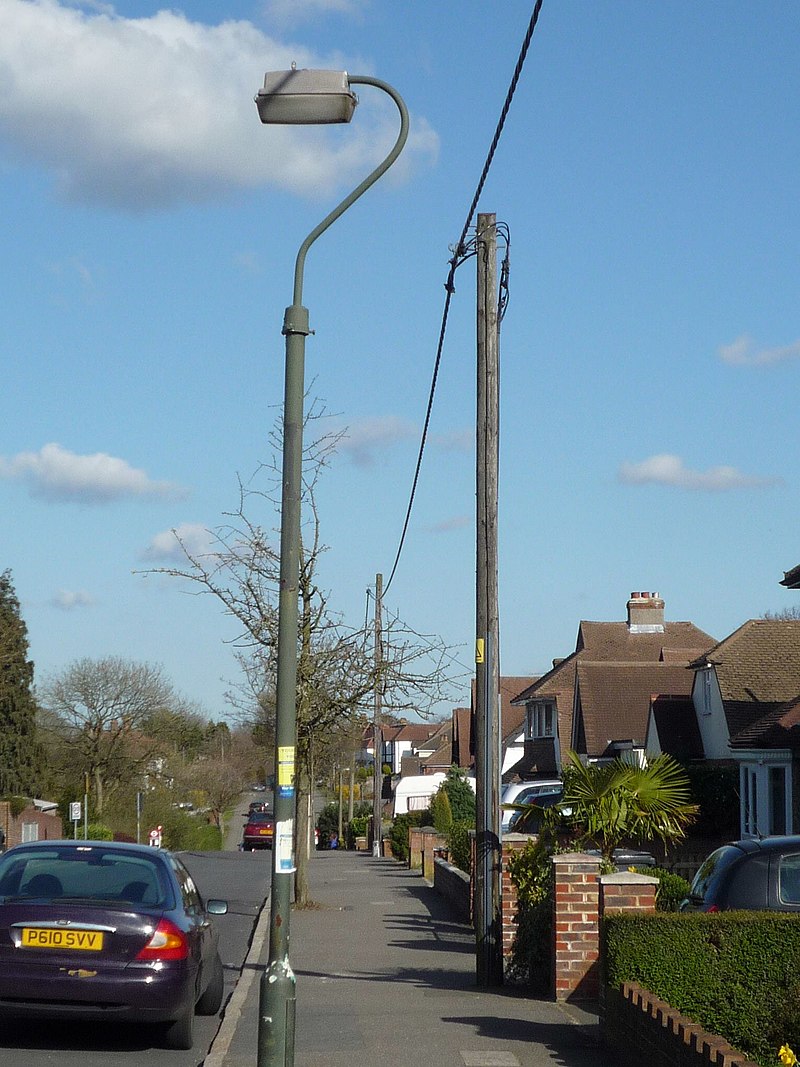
top-left (254, 69), bottom-right (408, 1067)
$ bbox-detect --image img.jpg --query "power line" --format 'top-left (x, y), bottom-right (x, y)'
top-left (383, 0), bottom-right (544, 596)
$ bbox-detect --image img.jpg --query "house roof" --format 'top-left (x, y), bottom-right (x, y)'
top-left (648, 694), bottom-right (704, 761)
top-left (507, 653), bottom-right (579, 755)
top-left (382, 722), bottom-right (442, 744)
top-left (471, 675), bottom-right (538, 742)
top-left (509, 619), bottom-right (714, 757)
top-left (576, 620), bottom-right (714, 662)
top-left (730, 694), bottom-right (800, 750)
top-left (575, 661), bottom-right (696, 759)
top-left (690, 619), bottom-right (800, 705)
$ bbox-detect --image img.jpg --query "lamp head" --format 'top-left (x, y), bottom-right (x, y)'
top-left (255, 68), bottom-right (357, 125)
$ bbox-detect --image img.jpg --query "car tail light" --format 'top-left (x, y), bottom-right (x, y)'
top-left (706, 904), bottom-right (720, 913)
top-left (136, 918), bottom-right (189, 960)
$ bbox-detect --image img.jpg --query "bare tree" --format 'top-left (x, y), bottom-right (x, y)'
top-left (39, 657), bottom-right (176, 815)
top-left (144, 408), bottom-right (458, 903)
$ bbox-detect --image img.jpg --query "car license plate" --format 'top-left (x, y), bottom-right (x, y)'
top-left (260, 828), bottom-right (272, 835)
top-left (21, 928), bottom-right (104, 951)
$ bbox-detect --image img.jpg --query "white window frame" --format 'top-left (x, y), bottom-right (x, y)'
top-left (739, 754), bottom-right (792, 838)
top-left (526, 700), bottom-right (556, 740)
top-left (21, 822), bottom-right (39, 843)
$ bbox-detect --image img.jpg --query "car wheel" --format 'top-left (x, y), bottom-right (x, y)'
top-left (196, 952), bottom-right (224, 1015)
top-left (163, 1003), bottom-right (194, 1050)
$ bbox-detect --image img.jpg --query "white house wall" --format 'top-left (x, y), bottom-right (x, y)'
top-left (692, 666), bottom-right (730, 759)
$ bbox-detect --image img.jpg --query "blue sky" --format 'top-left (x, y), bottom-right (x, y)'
top-left (2, 0), bottom-right (800, 721)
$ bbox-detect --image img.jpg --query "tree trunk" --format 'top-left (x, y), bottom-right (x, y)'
top-left (294, 757), bottom-right (312, 906)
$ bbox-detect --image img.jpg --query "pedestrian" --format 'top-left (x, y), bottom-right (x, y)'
top-left (329, 832), bottom-right (338, 850)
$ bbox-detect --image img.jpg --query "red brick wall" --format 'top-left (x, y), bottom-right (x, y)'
top-left (603, 981), bottom-right (760, 1067)
top-left (0, 802), bottom-right (63, 848)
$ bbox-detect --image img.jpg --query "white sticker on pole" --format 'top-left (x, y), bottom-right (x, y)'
top-left (275, 819), bottom-right (295, 873)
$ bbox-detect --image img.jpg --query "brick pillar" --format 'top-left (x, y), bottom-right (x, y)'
top-left (500, 834), bottom-right (536, 958)
top-left (409, 826), bottom-right (424, 870)
top-left (421, 830), bottom-right (446, 881)
top-left (599, 871), bottom-right (658, 916)
top-left (552, 852), bottom-right (601, 1001)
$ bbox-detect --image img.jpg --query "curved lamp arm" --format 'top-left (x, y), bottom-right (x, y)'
top-left (292, 76), bottom-right (409, 307)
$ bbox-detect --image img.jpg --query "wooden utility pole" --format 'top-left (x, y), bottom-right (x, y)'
top-left (372, 572), bottom-right (384, 857)
top-left (474, 213), bottom-right (502, 986)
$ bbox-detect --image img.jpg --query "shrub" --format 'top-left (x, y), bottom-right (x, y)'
top-left (604, 912), bottom-right (800, 1067)
top-left (630, 865), bottom-right (691, 912)
top-left (389, 810), bottom-right (430, 862)
top-left (506, 838), bottom-right (559, 992)
top-left (447, 820), bottom-right (472, 873)
top-left (430, 788), bottom-right (453, 834)
top-left (441, 767), bottom-right (476, 823)
top-left (316, 802), bottom-right (340, 849)
top-left (85, 823), bottom-right (114, 841)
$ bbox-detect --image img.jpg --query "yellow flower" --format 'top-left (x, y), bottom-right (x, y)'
top-left (779, 1043), bottom-right (798, 1066)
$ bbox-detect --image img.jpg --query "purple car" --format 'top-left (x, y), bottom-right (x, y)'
top-left (0, 839), bottom-right (228, 1049)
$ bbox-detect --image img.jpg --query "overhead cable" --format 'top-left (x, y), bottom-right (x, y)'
top-left (383, 0), bottom-right (544, 597)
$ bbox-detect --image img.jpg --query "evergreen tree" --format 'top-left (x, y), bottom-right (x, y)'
top-left (0, 570), bottom-right (40, 794)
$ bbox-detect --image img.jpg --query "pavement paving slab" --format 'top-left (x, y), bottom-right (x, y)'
top-left (215, 850), bottom-right (611, 1067)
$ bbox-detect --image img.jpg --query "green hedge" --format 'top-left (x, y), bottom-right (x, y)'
top-left (604, 912), bottom-right (800, 1067)
top-left (389, 810), bottom-right (430, 862)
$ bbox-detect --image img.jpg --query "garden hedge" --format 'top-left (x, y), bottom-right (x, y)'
top-left (604, 912), bottom-right (800, 1067)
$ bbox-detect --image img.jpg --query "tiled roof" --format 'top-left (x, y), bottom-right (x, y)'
top-left (577, 620), bottom-right (714, 661)
top-left (575, 661), bottom-right (695, 759)
top-left (730, 695), bottom-right (800, 750)
top-left (691, 619), bottom-right (800, 704)
top-left (509, 621), bottom-right (714, 758)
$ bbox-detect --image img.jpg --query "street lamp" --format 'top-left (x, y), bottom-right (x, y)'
top-left (254, 68), bottom-right (408, 1067)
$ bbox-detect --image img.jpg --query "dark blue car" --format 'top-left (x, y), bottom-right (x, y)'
top-left (681, 835), bottom-right (800, 912)
top-left (0, 839), bottom-right (227, 1049)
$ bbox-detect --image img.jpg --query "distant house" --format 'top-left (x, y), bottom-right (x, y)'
top-left (509, 592), bottom-right (714, 781)
top-left (456, 676), bottom-right (538, 776)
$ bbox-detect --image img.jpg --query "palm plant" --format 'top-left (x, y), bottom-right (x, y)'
top-left (541, 750), bottom-right (698, 864)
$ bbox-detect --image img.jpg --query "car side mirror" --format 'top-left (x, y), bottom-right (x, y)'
top-left (206, 899), bottom-right (228, 915)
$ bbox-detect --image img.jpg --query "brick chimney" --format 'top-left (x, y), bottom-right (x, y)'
top-left (626, 591), bottom-right (665, 634)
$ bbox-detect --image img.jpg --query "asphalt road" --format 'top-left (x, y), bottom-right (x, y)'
top-left (0, 798), bottom-right (271, 1067)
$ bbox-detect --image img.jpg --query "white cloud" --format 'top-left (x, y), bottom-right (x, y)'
top-left (0, 442), bottom-right (185, 502)
top-left (141, 522), bottom-right (214, 562)
top-left (0, 1), bottom-right (438, 210)
top-left (618, 453), bottom-right (781, 492)
top-left (719, 334), bottom-right (800, 367)
top-left (339, 415), bottom-right (417, 467)
top-left (50, 588), bottom-right (95, 610)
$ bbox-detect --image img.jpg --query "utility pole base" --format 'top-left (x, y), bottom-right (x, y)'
top-left (258, 960), bottom-right (297, 1067)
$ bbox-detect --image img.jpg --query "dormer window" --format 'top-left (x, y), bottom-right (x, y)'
top-left (526, 700), bottom-right (555, 739)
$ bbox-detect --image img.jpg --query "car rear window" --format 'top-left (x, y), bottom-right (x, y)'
top-left (688, 845), bottom-right (744, 905)
top-left (0, 847), bottom-right (171, 907)
top-left (248, 812), bottom-right (274, 824)
top-left (779, 853), bottom-right (800, 904)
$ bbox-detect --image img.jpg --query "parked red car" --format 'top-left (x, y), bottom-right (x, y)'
top-left (242, 811), bottom-right (275, 851)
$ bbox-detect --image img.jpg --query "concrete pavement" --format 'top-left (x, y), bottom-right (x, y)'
top-left (210, 849), bottom-right (611, 1067)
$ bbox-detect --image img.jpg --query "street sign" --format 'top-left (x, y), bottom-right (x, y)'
top-left (70, 801), bottom-right (81, 822)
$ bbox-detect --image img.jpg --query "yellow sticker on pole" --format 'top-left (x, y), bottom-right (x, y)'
top-left (475, 638), bottom-right (485, 664)
top-left (277, 746), bottom-right (295, 787)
